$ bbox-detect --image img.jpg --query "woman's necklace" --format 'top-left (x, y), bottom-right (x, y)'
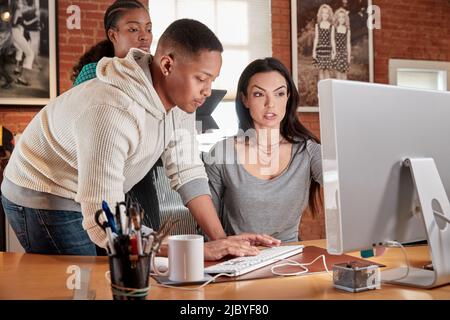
top-left (255, 138), bottom-right (284, 165)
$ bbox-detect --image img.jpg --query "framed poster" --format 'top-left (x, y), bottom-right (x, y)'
top-left (291, 0), bottom-right (374, 110)
top-left (0, 0), bottom-right (57, 105)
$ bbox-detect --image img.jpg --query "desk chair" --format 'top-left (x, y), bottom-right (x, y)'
top-left (153, 165), bottom-right (199, 235)
top-left (152, 89), bottom-right (227, 235)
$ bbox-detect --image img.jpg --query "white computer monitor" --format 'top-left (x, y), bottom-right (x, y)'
top-left (318, 79), bottom-right (450, 288)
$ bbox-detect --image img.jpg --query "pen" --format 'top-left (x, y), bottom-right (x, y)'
top-left (143, 234), bottom-right (154, 255)
top-left (105, 225), bottom-right (117, 255)
top-left (117, 201), bottom-right (128, 235)
top-left (102, 201), bottom-right (117, 233)
top-left (95, 209), bottom-right (117, 255)
top-left (129, 205), bottom-right (143, 256)
top-left (114, 202), bottom-right (122, 235)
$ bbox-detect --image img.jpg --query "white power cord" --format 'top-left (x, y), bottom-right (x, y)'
top-left (153, 255), bottom-right (333, 290)
top-left (107, 270), bottom-right (235, 292)
top-left (154, 273), bottom-right (235, 291)
top-left (154, 255), bottom-right (332, 290)
top-left (382, 240), bottom-right (411, 282)
top-left (433, 210), bottom-right (450, 224)
top-left (270, 254), bottom-right (332, 277)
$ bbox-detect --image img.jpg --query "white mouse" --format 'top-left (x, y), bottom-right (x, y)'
top-left (152, 256), bottom-right (169, 273)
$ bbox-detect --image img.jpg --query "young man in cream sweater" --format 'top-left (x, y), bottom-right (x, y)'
top-left (1, 19), bottom-right (279, 258)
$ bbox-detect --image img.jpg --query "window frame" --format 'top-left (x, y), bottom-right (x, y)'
top-left (389, 59), bottom-right (450, 91)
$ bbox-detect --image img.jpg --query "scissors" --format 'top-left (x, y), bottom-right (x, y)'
top-left (148, 216), bottom-right (180, 254)
top-left (94, 209), bottom-right (117, 255)
top-left (95, 209), bottom-right (109, 231)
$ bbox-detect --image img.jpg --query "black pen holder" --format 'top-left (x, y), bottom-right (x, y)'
top-left (108, 253), bottom-right (151, 300)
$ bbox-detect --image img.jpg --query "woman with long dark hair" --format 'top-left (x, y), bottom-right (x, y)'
top-left (204, 57), bottom-right (323, 242)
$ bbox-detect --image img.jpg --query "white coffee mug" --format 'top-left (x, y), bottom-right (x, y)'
top-left (152, 234), bottom-right (204, 282)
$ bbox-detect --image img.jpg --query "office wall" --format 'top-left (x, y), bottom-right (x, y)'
top-left (273, 0), bottom-right (450, 141)
top-left (0, 0), bottom-right (141, 132)
top-left (3, 0), bottom-right (449, 133)
top-left (1, 0), bottom-right (449, 239)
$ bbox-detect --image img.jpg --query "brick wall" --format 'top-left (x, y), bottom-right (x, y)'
top-left (1, 0), bottom-right (449, 240)
top-left (0, 0), bottom-right (143, 133)
top-left (58, 0), bottom-right (114, 92)
top-left (288, 0), bottom-right (450, 143)
top-left (4, 0), bottom-right (449, 133)
top-left (373, 0), bottom-right (450, 83)
top-left (271, 0), bottom-right (292, 71)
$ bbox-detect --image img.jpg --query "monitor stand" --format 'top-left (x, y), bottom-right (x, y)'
top-left (382, 158), bottom-right (450, 288)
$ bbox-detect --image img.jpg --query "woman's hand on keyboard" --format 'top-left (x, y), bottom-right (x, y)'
top-left (229, 233), bottom-right (281, 247)
top-left (204, 234), bottom-right (281, 261)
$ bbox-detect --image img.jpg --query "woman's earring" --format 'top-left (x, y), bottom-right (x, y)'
top-left (164, 71), bottom-right (169, 76)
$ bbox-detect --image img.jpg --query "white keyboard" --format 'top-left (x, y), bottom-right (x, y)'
top-left (205, 245), bottom-right (304, 276)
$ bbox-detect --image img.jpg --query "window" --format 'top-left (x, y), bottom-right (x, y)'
top-left (389, 59), bottom-right (450, 91)
top-left (148, 0), bottom-right (272, 147)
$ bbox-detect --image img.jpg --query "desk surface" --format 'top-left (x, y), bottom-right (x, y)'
top-left (1, 240), bottom-right (449, 300)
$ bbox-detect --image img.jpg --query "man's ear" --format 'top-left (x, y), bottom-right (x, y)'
top-left (160, 54), bottom-right (174, 76)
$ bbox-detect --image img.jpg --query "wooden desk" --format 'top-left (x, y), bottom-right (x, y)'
top-left (1, 240), bottom-right (449, 300)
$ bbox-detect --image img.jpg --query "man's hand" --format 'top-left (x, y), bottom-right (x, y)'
top-left (227, 233), bottom-right (281, 247)
top-left (204, 233), bottom-right (281, 261)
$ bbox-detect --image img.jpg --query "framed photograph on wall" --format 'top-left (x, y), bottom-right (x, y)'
top-left (291, 0), bottom-right (374, 110)
top-left (0, 0), bottom-right (57, 106)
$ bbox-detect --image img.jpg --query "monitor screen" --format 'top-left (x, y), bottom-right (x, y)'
top-left (318, 80), bottom-right (450, 255)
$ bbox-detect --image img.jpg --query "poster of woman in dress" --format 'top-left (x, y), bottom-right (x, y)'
top-left (292, 0), bottom-right (373, 108)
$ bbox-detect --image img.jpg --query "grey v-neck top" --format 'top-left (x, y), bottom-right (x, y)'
top-left (203, 138), bottom-right (323, 242)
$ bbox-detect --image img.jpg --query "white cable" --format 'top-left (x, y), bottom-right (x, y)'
top-left (382, 240), bottom-right (410, 282)
top-left (270, 254), bottom-right (332, 277)
top-left (107, 254), bottom-right (333, 291)
top-left (108, 269), bottom-right (234, 292)
top-left (271, 259), bottom-right (309, 276)
top-left (154, 273), bottom-right (235, 291)
top-left (433, 210), bottom-right (450, 224)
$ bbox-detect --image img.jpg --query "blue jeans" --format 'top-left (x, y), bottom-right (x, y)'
top-left (1, 196), bottom-right (96, 255)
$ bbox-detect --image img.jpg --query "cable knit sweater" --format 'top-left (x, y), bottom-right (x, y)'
top-left (2, 48), bottom-right (210, 248)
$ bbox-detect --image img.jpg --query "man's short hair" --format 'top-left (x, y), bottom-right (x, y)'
top-left (158, 19), bottom-right (223, 58)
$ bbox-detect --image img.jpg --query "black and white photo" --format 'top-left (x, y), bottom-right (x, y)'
top-left (0, 0), bottom-right (57, 105)
top-left (291, 0), bottom-right (374, 108)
